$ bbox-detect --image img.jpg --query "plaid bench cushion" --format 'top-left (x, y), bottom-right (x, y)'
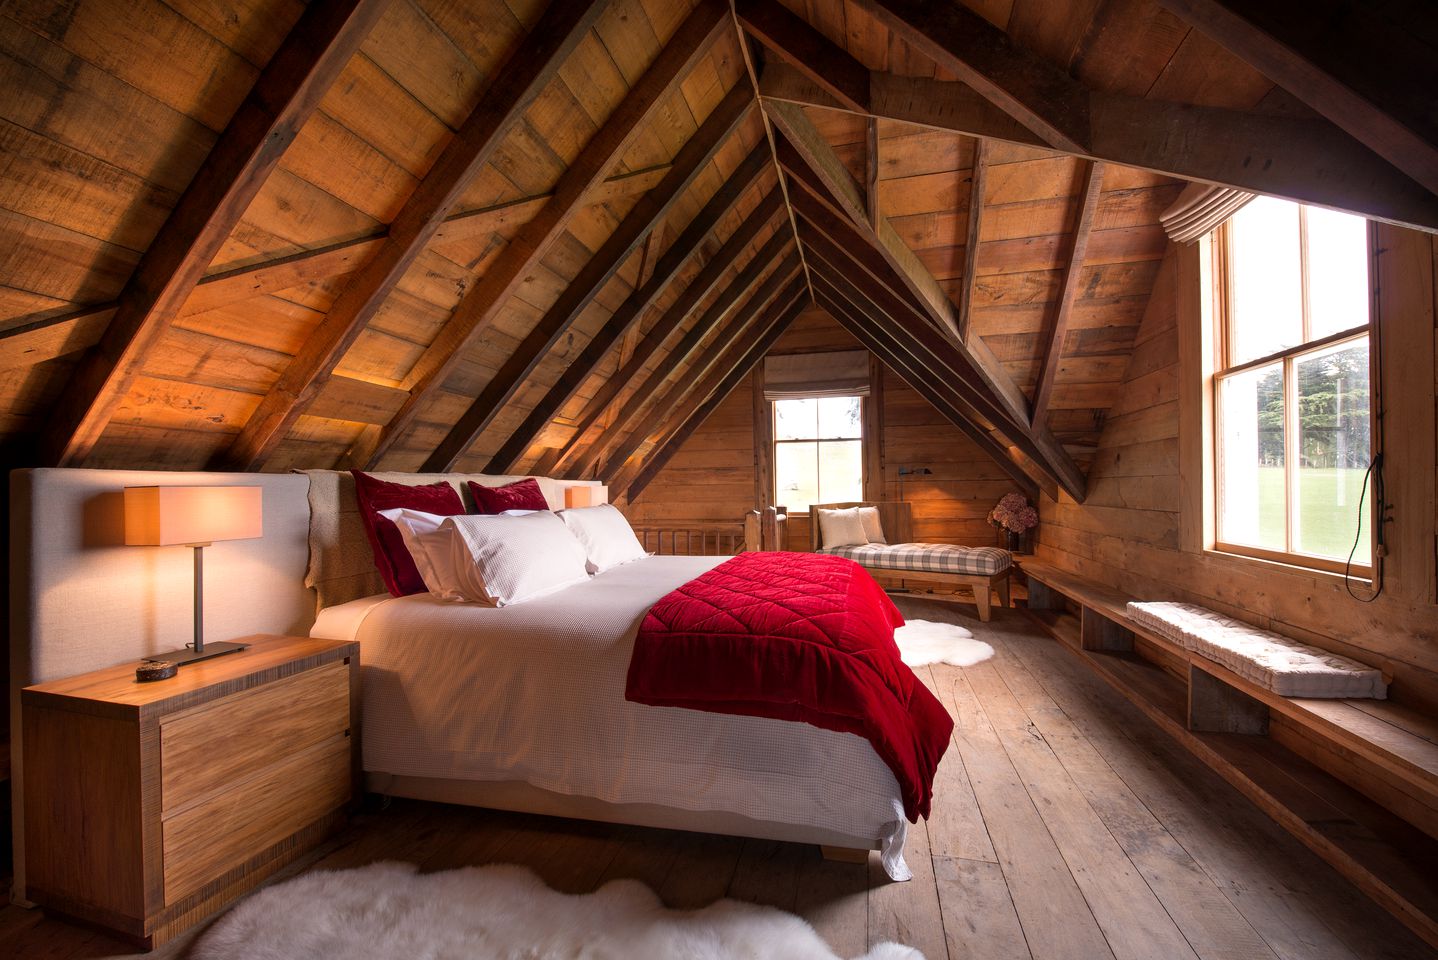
top-left (819, 543), bottom-right (1011, 576)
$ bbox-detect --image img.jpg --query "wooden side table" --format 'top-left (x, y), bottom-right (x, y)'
top-left (21, 634), bottom-right (359, 948)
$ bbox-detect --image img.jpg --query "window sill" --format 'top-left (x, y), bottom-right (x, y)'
top-left (1204, 544), bottom-right (1373, 586)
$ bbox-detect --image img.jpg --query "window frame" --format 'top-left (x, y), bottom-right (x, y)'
top-left (1209, 209), bottom-right (1376, 576)
top-left (771, 395), bottom-right (865, 512)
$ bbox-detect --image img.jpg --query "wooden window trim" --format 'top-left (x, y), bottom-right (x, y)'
top-left (1206, 213), bottom-right (1377, 576)
top-left (770, 395), bottom-right (867, 514)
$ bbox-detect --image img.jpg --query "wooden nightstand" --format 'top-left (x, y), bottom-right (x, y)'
top-left (21, 635), bottom-right (359, 948)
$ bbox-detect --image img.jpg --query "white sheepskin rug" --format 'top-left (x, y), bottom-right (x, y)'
top-left (194, 861), bottom-right (925, 960)
top-left (894, 619), bottom-right (995, 667)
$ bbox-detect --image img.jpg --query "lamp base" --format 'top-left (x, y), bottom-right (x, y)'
top-left (152, 640), bottom-right (250, 666)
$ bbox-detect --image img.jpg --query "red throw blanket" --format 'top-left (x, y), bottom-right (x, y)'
top-left (625, 551), bottom-right (953, 821)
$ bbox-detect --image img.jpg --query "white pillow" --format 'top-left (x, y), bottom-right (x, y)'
top-left (559, 504), bottom-right (649, 573)
top-left (377, 507), bottom-right (455, 592)
top-left (432, 512), bottom-right (590, 606)
top-left (856, 506), bottom-right (886, 544)
top-left (817, 507), bottom-right (869, 548)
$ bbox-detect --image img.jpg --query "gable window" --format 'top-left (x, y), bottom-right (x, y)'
top-left (773, 396), bottom-right (863, 511)
top-left (1212, 196), bottom-right (1373, 573)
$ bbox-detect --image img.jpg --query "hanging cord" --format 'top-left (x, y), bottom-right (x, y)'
top-left (1344, 452), bottom-right (1385, 602)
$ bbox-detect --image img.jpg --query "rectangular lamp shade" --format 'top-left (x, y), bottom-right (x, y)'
top-left (124, 486), bottom-right (264, 546)
top-left (564, 485), bottom-right (609, 508)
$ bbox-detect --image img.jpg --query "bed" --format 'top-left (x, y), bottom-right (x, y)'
top-left (10, 468), bottom-right (931, 898)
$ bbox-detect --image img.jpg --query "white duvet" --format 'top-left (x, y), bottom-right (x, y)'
top-left (312, 556), bottom-right (910, 878)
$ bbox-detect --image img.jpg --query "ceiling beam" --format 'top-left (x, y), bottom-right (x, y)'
top-left (758, 61), bottom-right (1438, 234)
top-left (595, 265), bottom-right (803, 481)
top-left (622, 293), bottom-right (806, 503)
top-left (767, 107), bottom-right (1033, 427)
top-left (481, 147), bottom-right (773, 473)
top-left (1031, 160), bottom-right (1106, 429)
top-left (556, 228), bottom-right (795, 478)
top-left (797, 220), bottom-right (1086, 500)
top-left (865, 117), bottom-right (881, 226)
top-left (219, 0), bottom-right (611, 471)
top-left (811, 281), bottom-right (1042, 499)
top-left (38, 0), bottom-right (388, 467)
top-left (1157, 0), bottom-right (1438, 198)
top-left (419, 82), bottom-right (754, 472)
top-left (734, 0), bottom-right (868, 113)
top-left (955, 138), bottom-right (987, 344)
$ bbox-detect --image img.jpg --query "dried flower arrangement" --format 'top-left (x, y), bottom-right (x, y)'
top-left (988, 493), bottom-right (1039, 534)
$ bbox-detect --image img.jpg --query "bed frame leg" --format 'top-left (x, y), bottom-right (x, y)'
top-left (820, 845), bottom-right (870, 865)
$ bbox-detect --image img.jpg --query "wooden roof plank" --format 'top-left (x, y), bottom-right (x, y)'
top-left (956, 138), bottom-right (988, 344)
top-left (592, 259), bottom-right (802, 480)
top-left (348, 0), bottom-right (735, 470)
top-left (550, 189), bottom-right (788, 476)
top-left (482, 144), bottom-right (773, 473)
top-left (622, 291), bottom-right (807, 503)
top-left (223, 0), bottom-right (726, 471)
top-left (38, 0), bottom-right (390, 467)
top-left (419, 81), bottom-right (755, 472)
top-left (1031, 160), bottom-right (1106, 427)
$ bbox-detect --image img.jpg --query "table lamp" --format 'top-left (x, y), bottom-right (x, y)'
top-left (124, 485), bottom-right (264, 665)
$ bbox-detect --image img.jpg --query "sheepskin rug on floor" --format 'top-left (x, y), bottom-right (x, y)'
top-left (194, 861), bottom-right (924, 960)
top-left (893, 619), bottom-right (995, 667)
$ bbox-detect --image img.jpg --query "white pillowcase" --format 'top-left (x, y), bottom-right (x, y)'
top-left (378, 507), bottom-right (455, 593)
top-left (817, 506), bottom-right (869, 548)
top-left (431, 512), bottom-right (590, 606)
top-left (856, 505), bottom-right (886, 544)
top-left (559, 504), bottom-right (649, 573)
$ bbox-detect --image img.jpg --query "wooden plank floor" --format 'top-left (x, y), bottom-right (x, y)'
top-left (4, 601), bottom-right (1434, 959)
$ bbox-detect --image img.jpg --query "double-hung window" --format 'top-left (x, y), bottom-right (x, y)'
top-left (1212, 196), bottom-right (1373, 573)
top-left (773, 396), bottom-right (863, 511)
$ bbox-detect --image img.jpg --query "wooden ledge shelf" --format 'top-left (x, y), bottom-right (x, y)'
top-left (1017, 561), bottom-right (1438, 950)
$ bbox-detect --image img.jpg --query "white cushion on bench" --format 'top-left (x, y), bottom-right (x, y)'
top-left (1127, 601), bottom-right (1387, 699)
top-left (820, 543), bottom-right (1011, 576)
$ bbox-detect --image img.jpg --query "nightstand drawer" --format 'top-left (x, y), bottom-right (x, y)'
top-left (160, 659), bottom-right (350, 814)
top-left (162, 736), bottom-right (351, 905)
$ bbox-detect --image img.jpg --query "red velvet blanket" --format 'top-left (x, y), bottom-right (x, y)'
top-left (625, 551), bottom-right (953, 821)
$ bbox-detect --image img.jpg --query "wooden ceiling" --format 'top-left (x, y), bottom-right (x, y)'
top-left (1, 0), bottom-right (1433, 503)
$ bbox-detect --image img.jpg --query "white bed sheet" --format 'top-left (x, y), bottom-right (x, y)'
top-left (314, 555), bottom-right (910, 878)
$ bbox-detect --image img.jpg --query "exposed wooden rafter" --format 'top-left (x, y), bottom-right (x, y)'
top-left (757, 29), bottom-right (1438, 233)
top-left (594, 262), bottom-right (803, 482)
top-left (559, 232), bottom-right (797, 479)
top-left (734, 0), bottom-right (867, 113)
top-left (38, 0), bottom-right (389, 467)
top-left (419, 82), bottom-right (755, 472)
top-left (622, 292), bottom-right (807, 503)
top-left (810, 279), bottom-right (1043, 499)
top-left (1157, 0), bottom-right (1438, 198)
top-left (955, 138), bottom-right (987, 344)
top-left (1031, 160), bottom-right (1107, 429)
top-left (482, 145), bottom-right (773, 473)
top-left (219, 0), bottom-right (610, 471)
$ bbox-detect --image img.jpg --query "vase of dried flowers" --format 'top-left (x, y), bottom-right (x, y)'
top-left (988, 493), bottom-right (1038, 554)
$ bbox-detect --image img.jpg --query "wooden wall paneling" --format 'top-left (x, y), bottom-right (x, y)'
top-left (1375, 223), bottom-right (1437, 605)
top-left (955, 137), bottom-right (988, 343)
top-left (597, 263), bottom-right (803, 480)
top-left (1155, 0), bottom-right (1438, 198)
top-left (622, 293), bottom-right (806, 501)
top-left (558, 228), bottom-right (796, 478)
top-left (215, 0), bottom-right (610, 471)
top-left (758, 60), bottom-right (1438, 233)
top-left (752, 367), bottom-right (775, 508)
top-left (35, 0), bottom-right (389, 467)
top-left (481, 145), bottom-right (773, 472)
top-left (359, 31), bottom-right (742, 471)
top-left (1030, 160), bottom-right (1105, 426)
top-left (419, 82), bottom-right (753, 472)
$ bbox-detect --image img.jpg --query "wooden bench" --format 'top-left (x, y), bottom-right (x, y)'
top-left (1018, 560), bottom-right (1438, 949)
top-left (809, 501), bottom-right (1012, 621)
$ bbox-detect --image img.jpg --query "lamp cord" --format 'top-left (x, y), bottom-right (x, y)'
top-left (1344, 453), bottom-right (1384, 602)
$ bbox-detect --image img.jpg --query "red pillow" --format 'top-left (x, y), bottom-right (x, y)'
top-left (467, 478), bottom-right (549, 514)
top-left (351, 471), bottom-right (466, 597)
